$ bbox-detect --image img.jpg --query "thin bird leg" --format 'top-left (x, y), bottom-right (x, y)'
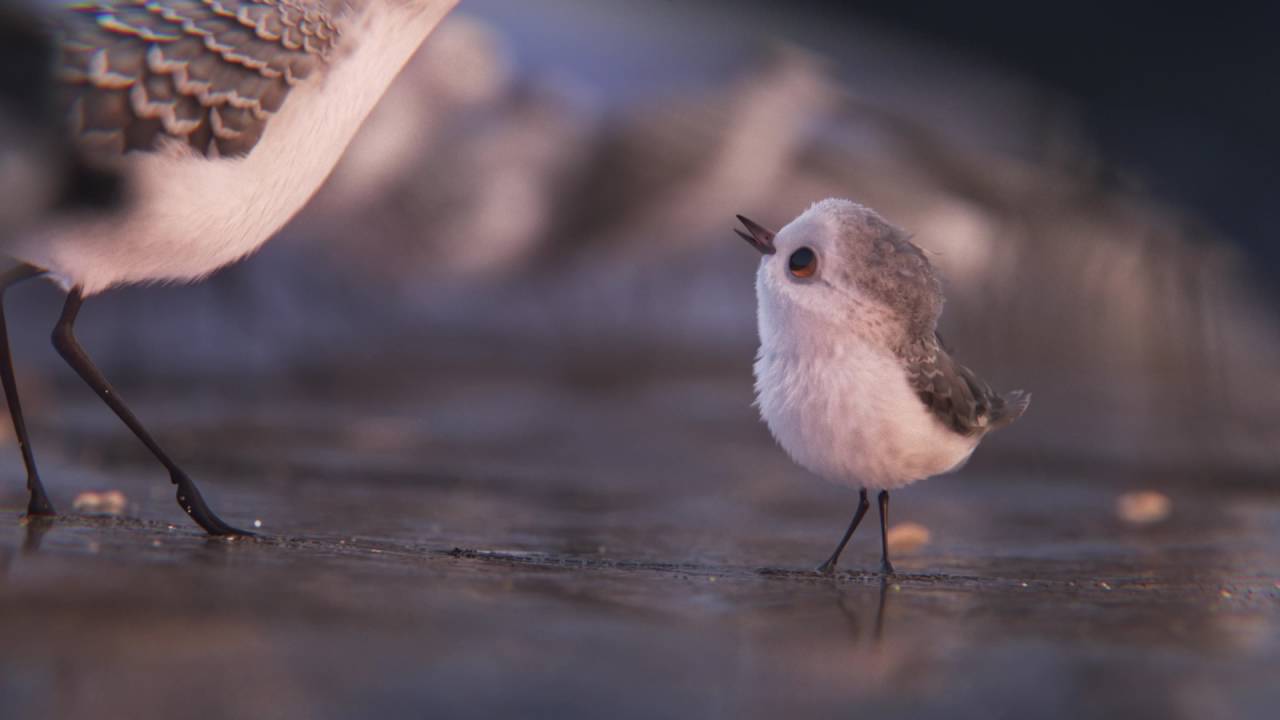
top-left (878, 490), bottom-right (894, 575)
top-left (0, 264), bottom-right (53, 516)
top-left (51, 289), bottom-right (249, 536)
top-left (817, 488), bottom-right (870, 575)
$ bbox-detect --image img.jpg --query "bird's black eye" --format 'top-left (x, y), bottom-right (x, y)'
top-left (788, 247), bottom-right (818, 278)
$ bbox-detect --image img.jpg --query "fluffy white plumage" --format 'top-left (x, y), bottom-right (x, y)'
top-left (754, 333), bottom-right (979, 491)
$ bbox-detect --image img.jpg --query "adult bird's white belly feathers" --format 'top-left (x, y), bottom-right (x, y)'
top-left (0, 0), bottom-right (458, 534)
top-left (737, 199), bottom-right (1029, 574)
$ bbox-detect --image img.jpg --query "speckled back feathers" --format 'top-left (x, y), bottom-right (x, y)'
top-left (56, 0), bottom-right (341, 160)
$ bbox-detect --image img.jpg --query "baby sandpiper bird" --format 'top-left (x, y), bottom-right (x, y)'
top-left (736, 199), bottom-right (1029, 574)
top-left (0, 0), bottom-right (457, 535)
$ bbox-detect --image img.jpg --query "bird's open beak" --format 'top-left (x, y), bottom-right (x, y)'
top-left (735, 214), bottom-right (776, 255)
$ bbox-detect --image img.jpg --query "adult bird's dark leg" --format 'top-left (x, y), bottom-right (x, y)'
top-left (817, 488), bottom-right (870, 575)
top-left (0, 264), bottom-right (53, 516)
top-left (878, 490), bottom-right (894, 574)
top-left (51, 289), bottom-right (248, 536)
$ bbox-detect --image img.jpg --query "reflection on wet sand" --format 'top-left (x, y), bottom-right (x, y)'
top-left (834, 577), bottom-right (890, 645)
top-left (21, 516), bottom-right (52, 554)
top-left (0, 368), bottom-right (1276, 718)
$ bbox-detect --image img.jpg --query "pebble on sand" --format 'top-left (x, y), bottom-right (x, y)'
top-left (72, 490), bottom-right (128, 516)
top-left (1116, 491), bottom-right (1172, 525)
top-left (886, 522), bottom-right (931, 554)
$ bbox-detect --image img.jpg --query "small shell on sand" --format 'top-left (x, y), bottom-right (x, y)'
top-left (1116, 491), bottom-right (1172, 525)
top-left (72, 490), bottom-right (128, 516)
top-left (886, 522), bottom-right (931, 554)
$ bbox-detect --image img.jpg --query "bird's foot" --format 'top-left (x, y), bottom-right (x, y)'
top-left (816, 554), bottom-right (843, 575)
top-left (25, 484), bottom-right (55, 517)
top-left (172, 470), bottom-right (252, 537)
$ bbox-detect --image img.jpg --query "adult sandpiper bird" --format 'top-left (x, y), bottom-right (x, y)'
top-left (737, 199), bottom-right (1029, 574)
top-left (1, 0), bottom-right (458, 534)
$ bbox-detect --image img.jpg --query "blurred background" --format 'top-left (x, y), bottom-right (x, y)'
top-left (3, 3), bottom-right (1279, 718)
top-left (8, 0), bottom-right (1276, 471)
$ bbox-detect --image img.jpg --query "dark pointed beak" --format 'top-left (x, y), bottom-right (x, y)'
top-left (735, 214), bottom-right (776, 255)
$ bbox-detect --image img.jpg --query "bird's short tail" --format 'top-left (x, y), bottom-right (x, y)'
top-left (990, 390), bottom-right (1031, 430)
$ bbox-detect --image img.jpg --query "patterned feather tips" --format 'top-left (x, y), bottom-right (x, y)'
top-left (905, 333), bottom-right (1030, 437)
top-left (57, 0), bottom-right (339, 160)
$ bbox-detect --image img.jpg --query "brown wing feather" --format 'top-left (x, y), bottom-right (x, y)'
top-left (904, 332), bottom-right (1029, 436)
top-left (55, 0), bottom-right (338, 160)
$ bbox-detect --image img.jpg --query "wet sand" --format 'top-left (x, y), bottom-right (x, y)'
top-left (2, 365), bottom-right (1277, 718)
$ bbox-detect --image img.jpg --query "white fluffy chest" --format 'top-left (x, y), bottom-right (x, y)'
top-left (753, 338), bottom-right (978, 490)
